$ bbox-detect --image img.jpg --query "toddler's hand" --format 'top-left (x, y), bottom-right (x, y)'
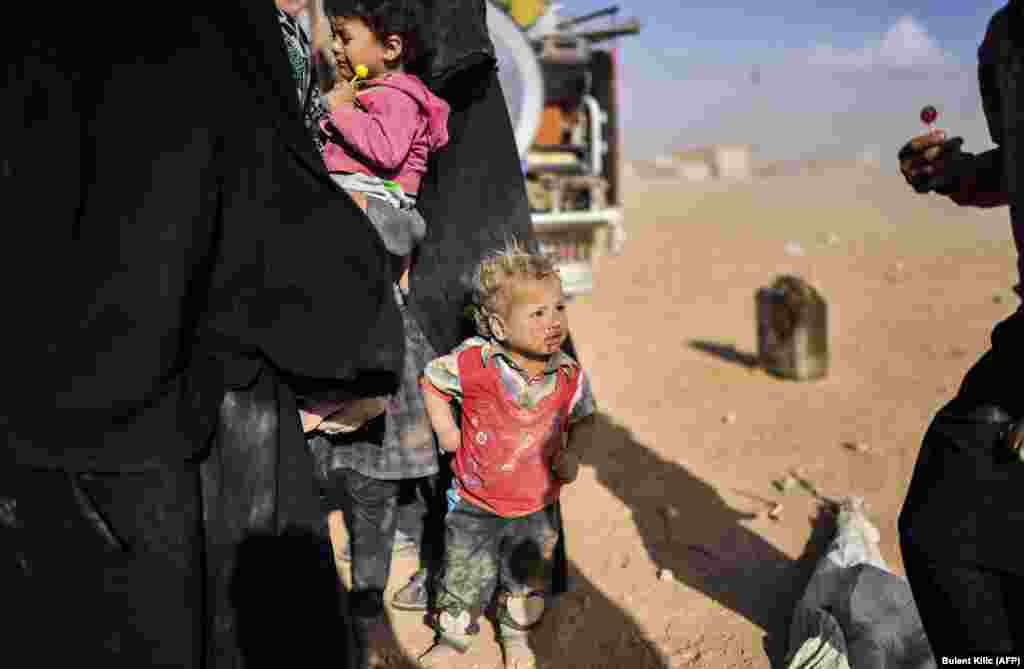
top-left (552, 449), bottom-right (580, 483)
top-left (897, 129), bottom-right (966, 194)
top-left (326, 83), bottom-right (356, 111)
top-left (335, 59), bottom-right (355, 83)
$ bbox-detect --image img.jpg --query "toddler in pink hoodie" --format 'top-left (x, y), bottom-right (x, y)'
top-left (319, 0), bottom-right (449, 292)
top-left (302, 5), bottom-right (453, 658)
top-left (300, 0), bottom-right (450, 437)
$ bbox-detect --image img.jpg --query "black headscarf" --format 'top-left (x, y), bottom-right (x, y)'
top-left (409, 0), bottom-right (535, 355)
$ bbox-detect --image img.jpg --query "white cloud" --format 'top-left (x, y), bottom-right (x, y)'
top-left (611, 16), bottom-right (992, 162)
top-left (806, 16), bottom-right (951, 69)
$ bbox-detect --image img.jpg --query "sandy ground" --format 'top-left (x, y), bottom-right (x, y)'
top-left (330, 164), bottom-right (1019, 668)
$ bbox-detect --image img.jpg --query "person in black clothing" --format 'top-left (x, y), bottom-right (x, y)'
top-left (2, 4), bottom-right (402, 668)
top-left (897, 1), bottom-right (1024, 656)
top-left (1, 1), bottom-right (551, 667)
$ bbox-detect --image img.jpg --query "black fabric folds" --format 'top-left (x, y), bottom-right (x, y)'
top-left (2, 4), bottom-right (403, 472)
top-left (408, 64), bottom-right (534, 356)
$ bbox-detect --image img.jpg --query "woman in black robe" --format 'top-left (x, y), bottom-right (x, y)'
top-left (2, 4), bottom-right (401, 667)
top-left (2, 1), bottom-right (563, 667)
top-left (897, 1), bottom-right (1024, 656)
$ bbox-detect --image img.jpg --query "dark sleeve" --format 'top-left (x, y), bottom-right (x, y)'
top-left (972, 7), bottom-right (1008, 198)
top-left (946, 6), bottom-right (1011, 204)
top-left (963, 148), bottom-right (1005, 202)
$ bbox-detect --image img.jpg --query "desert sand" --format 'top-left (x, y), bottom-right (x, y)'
top-left (331, 163), bottom-right (1019, 668)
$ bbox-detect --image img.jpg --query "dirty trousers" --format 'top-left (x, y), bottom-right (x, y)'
top-left (436, 498), bottom-right (561, 622)
top-left (322, 467), bottom-right (447, 617)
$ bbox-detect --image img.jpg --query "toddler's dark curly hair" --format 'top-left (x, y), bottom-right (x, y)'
top-left (323, 0), bottom-right (429, 67)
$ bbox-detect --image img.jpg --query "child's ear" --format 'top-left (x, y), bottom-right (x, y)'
top-left (489, 314), bottom-right (506, 341)
top-left (383, 33), bottom-right (404, 63)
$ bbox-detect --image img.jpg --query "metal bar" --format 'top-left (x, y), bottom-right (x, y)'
top-left (531, 207), bottom-right (623, 227)
top-left (556, 5), bottom-right (620, 29)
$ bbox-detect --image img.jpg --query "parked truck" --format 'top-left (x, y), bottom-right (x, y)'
top-left (488, 0), bottom-right (641, 296)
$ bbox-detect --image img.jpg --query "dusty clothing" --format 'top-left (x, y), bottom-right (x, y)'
top-left (402, 0), bottom-right (575, 599)
top-left (435, 496), bottom-right (561, 625)
top-left (424, 337), bottom-right (595, 414)
top-left (321, 72), bottom-right (449, 196)
top-left (423, 337), bottom-right (595, 517)
top-left (0, 464), bottom-right (204, 667)
top-left (321, 467), bottom-right (403, 616)
top-left (308, 288), bottom-right (439, 482)
top-left (320, 466), bottom-right (450, 616)
top-left (330, 172), bottom-right (427, 257)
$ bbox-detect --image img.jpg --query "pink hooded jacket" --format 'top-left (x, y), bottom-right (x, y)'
top-left (320, 72), bottom-right (450, 195)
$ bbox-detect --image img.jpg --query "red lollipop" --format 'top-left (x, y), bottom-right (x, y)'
top-left (920, 105), bottom-right (938, 131)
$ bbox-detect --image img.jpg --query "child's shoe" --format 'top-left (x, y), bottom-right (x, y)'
top-left (417, 610), bottom-right (474, 667)
top-left (498, 592), bottom-right (546, 669)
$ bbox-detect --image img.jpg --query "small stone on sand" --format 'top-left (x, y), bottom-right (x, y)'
top-left (843, 441), bottom-right (871, 453)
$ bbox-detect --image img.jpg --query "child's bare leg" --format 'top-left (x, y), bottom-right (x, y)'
top-left (398, 254), bottom-right (412, 294)
top-left (346, 189), bottom-right (369, 211)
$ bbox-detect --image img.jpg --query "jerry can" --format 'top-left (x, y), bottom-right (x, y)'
top-left (756, 275), bottom-right (828, 380)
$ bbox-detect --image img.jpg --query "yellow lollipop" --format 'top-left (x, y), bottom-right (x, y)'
top-left (351, 64), bottom-right (369, 90)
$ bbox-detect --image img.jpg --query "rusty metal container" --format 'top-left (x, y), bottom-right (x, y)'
top-left (756, 275), bottom-right (828, 381)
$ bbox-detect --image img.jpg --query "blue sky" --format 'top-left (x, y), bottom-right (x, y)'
top-left (523, 0), bottom-right (1009, 166)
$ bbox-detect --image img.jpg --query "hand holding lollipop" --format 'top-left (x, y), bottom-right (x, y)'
top-left (898, 104), bottom-right (967, 194)
top-left (326, 64), bottom-right (368, 110)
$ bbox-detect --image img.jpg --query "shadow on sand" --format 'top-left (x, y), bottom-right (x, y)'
top-left (689, 339), bottom-right (761, 369)
top-left (229, 527), bottom-right (368, 667)
top-left (227, 412), bottom-right (839, 668)
top-left (579, 412), bottom-right (838, 667)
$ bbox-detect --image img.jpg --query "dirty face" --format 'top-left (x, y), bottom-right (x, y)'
top-left (329, 16), bottom-right (400, 80)
top-left (494, 276), bottom-right (568, 362)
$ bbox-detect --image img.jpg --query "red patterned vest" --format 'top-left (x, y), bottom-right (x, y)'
top-left (452, 345), bottom-right (581, 517)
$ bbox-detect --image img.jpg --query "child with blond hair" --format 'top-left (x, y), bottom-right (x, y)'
top-left (417, 242), bottom-right (596, 668)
